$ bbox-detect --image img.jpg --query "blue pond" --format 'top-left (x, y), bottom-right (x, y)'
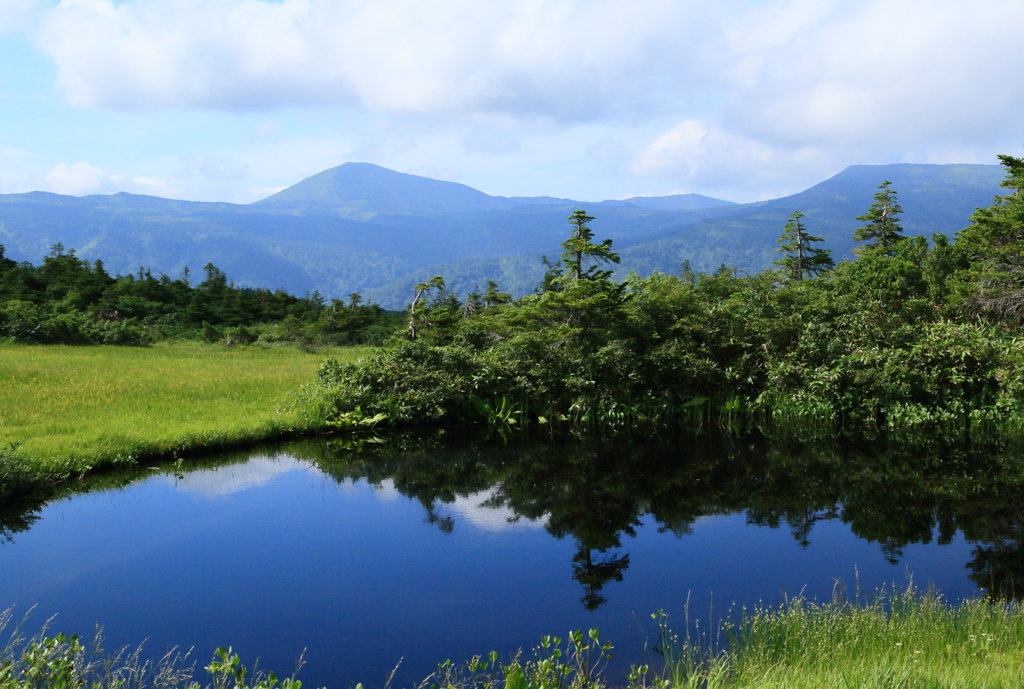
top-left (0, 437), bottom-right (1013, 688)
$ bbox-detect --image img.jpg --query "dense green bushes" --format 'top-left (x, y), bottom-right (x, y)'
top-left (303, 153), bottom-right (1024, 437)
top-left (0, 246), bottom-right (402, 346)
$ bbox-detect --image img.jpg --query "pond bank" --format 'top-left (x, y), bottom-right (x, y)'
top-left (0, 343), bottom-right (373, 496)
top-left (3, 586), bottom-right (1021, 689)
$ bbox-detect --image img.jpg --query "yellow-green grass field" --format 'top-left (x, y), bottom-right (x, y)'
top-left (0, 342), bottom-right (370, 485)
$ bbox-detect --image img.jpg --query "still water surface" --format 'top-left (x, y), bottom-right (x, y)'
top-left (0, 437), bottom-right (1018, 687)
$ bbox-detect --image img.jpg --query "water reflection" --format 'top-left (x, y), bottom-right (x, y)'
top-left (4, 435), bottom-right (1024, 607)
top-left (309, 435), bottom-right (1024, 605)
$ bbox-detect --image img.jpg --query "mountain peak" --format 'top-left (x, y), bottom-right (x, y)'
top-left (252, 162), bottom-right (503, 218)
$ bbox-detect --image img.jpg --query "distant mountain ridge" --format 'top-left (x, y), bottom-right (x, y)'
top-left (253, 162), bottom-right (734, 218)
top-left (0, 162), bottom-right (1005, 309)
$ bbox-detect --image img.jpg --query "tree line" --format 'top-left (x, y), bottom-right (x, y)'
top-left (0, 250), bottom-right (401, 346)
top-left (304, 151), bottom-right (1024, 437)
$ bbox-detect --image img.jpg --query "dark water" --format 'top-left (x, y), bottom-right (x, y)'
top-left (1, 436), bottom-right (1022, 688)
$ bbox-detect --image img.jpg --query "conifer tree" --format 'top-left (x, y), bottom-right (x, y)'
top-left (956, 153), bottom-right (1024, 319)
top-left (854, 181), bottom-right (905, 254)
top-left (561, 210), bottom-right (620, 281)
top-left (483, 280), bottom-right (511, 307)
top-left (773, 211), bottom-right (834, 280)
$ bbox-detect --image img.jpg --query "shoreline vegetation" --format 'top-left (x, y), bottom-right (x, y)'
top-left (303, 154), bottom-right (1024, 442)
top-left (3, 584), bottom-right (1023, 689)
top-left (5, 151), bottom-right (1024, 494)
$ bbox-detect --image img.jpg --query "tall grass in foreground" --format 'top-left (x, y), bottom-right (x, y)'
top-left (0, 609), bottom-right (310, 689)
top-left (2, 586), bottom-right (1023, 688)
top-left (0, 343), bottom-right (373, 493)
top-left (423, 584), bottom-right (1024, 689)
top-left (653, 583), bottom-right (1024, 689)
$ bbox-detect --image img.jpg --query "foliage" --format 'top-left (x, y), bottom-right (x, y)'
top-left (427, 629), bottom-right (613, 689)
top-left (647, 583), bottom-right (1024, 688)
top-left (303, 164), bottom-right (1024, 439)
top-left (772, 211), bottom-right (834, 280)
top-left (0, 610), bottom-right (316, 689)
top-left (560, 211), bottom-right (621, 282)
top-left (956, 153), bottom-right (1024, 321)
top-left (0, 245), bottom-right (402, 347)
top-left (853, 180), bottom-right (906, 255)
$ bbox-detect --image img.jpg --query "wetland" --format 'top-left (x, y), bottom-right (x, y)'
top-left (2, 434), bottom-right (1022, 687)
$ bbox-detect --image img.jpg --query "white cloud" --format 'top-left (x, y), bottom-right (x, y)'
top-left (36, 161), bottom-right (172, 196)
top-left (33, 0), bottom-right (728, 118)
top-left (0, 0), bottom-right (39, 34)
top-left (12, 0), bottom-right (1024, 200)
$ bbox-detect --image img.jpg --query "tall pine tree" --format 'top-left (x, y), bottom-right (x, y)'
top-left (854, 181), bottom-right (905, 255)
top-left (773, 211), bottom-right (834, 280)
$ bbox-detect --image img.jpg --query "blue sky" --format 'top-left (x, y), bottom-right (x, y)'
top-left (1, 0), bottom-right (1023, 204)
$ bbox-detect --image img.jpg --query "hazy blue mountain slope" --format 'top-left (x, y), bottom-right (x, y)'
top-left (367, 163), bottom-right (1005, 308)
top-left (616, 163), bottom-right (1005, 277)
top-left (598, 193), bottom-right (737, 211)
top-left (364, 202), bottom-right (743, 259)
top-left (0, 162), bottom-right (1005, 308)
top-left (252, 162), bottom-right (736, 220)
top-left (253, 162), bottom-right (518, 218)
top-left (365, 254), bottom-right (548, 309)
top-left (0, 195), bottom-right (724, 294)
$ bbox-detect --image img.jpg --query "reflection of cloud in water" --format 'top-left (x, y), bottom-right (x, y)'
top-left (446, 489), bottom-right (546, 533)
top-left (169, 454), bottom-right (317, 497)
top-left (373, 479), bottom-right (403, 502)
top-left (366, 481), bottom-right (544, 532)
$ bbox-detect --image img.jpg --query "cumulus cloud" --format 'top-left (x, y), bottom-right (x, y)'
top-left (629, 117), bottom-right (861, 200)
top-left (19, 0), bottom-right (1024, 198)
top-left (37, 161), bottom-right (170, 196)
top-left (0, 0), bottom-right (39, 34)
top-left (723, 0), bottom-right (1024, 153)
top-left (34, 0), bottom-right (726, 118)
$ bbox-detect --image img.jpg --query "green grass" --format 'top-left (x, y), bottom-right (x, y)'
top-left (0, 342), bottom-right (371, 489)
top-left (1, 586), bottom-right (1022, 688)
top-left (651, 584), bottom-right (1024, 688)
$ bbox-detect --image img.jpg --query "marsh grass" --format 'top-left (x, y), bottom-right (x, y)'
top-left (649, 583), bottom-right (1024, 689)
top-left (0, 343), bottom-right (373, 492)
top-left (0, 609), bottom-right (312, 689)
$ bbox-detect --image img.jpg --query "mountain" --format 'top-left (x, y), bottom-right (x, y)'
top-left (597, 193), bottom-right (737, 211)
top-left (0, 165), bottom-right (736, 301)
top-left (253, 163), bottom-right (518, 218)
top-left (0, 162), bottom-right (1005, 309)
top-left (364, 164), bottom-right (1005, 307)
top-left (614, 163), bottom-right (1005, 279)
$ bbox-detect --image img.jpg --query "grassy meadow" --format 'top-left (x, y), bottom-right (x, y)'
top-left (0, 342), bottom-right (372, 487)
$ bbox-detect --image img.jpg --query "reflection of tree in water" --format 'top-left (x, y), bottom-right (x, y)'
top-left (310, 435), bottom-right (1024, 608)
top-left (572, 545), bottom-right (630, 610)
top-left (6, 435), bottom-right (1024, 608)
top-left (963, 506), bottom-right (1024, 600)
top-left (0, 498), bottom-right (41, 545)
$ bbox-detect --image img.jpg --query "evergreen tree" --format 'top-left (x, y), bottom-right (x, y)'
top-left (773, 211), bottom-right (834, 280)
top-left (561, 211), bottom-right (620, 281)
top-left (958, 154), bottom-right (1024, 266)
top-left (483, 280), bottom-right (511, 307)
top-left (956, 153), bottom-right (1024, 319)
top-left (538, 255), bottom-right (564, 293)
top-left (854, 181), bottom-right (905, 255)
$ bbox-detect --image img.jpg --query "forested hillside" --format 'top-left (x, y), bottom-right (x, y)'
top-left (303, 154), bottom-right (1024, 438)
top-left (0, 245), bottom-right (401, 346)
top-left (0, 162), bottom-right (1002, 310)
